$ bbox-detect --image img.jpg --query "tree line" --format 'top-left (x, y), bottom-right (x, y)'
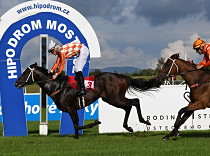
top-left (90, 57), bottom-right (165, 76)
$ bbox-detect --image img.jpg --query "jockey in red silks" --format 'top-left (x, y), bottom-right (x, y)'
top-left (193, 38), bottom-right (210, 69)
top-left (48, 40), bottom-right (89, 96)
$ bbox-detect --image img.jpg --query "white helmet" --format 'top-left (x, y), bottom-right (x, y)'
top-left (48, 40), bottom-right (57, 52)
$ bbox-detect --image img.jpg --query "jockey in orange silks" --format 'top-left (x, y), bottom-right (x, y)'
top-left (48, 40), bottom-right (89, 96)
top-left (193, 38), bottom-right (210, 69)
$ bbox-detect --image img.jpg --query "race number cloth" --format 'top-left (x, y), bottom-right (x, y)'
top-left (68, 75), bottom-right (95, 91)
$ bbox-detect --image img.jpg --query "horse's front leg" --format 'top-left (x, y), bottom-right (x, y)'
top-left (67, 107), bottom-right (80, 139)
top-left (162, 107), bottom-right (186, 140)
top-left (162, 107), bottom-right (193, 140)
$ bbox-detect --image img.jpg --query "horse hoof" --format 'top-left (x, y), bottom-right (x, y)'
top-left (125, 127), bottom-right (133, 132)
top-left (74, 136), bottom-right (79, 139)
top-left (162, 136), bottom-right (169, 141)
top-left (146, 120), bottom-right (151, 125)
top-left (174, 131), bottom-right (180, 137)
top-left (95, 120), bottom-right (101, 125)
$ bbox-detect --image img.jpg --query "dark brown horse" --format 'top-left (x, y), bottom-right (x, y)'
top-left (15, 63), bottom-right (161, 139)
top-left (156, 53), bottom-right (210, 140)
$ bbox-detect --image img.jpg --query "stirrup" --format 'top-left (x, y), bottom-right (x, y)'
top-left (78, 96), bottom-right (85, 109)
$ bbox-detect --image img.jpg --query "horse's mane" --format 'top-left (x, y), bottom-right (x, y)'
top-left (36, 66), bottom-right (49, 75)
top-left (180, 58), bottom-right (197, 68)
top-left (170, 53), bottom-right (197, 69)
top-left (35, 65), bottom-right (67, 79)
top-left (170, 53), bottom-right (210, 73)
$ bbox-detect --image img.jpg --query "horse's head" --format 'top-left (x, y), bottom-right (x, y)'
top-left (14, 63), bottom-right (49, 88)
top-left (156, 53), bottom-right (180, 82)
top-left (14, 63), bottom-right (38, 88)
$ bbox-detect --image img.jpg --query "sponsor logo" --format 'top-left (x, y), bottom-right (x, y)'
top-left (17, 3), bottom-right (70, 15)
top-left (6, 18), bottom-right (81, 79)
top-left (0, 94), bottom-right (98, 121)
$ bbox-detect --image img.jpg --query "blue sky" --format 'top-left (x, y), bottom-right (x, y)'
top-left (1, 0), bottom-right (209, 70)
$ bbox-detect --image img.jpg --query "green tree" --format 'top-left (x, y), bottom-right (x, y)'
top-left (89, 69), bottom-right (102, 75)
top-left (139, 68), bottom-right (155, 76)
top-left (155, 57), bottom-right (165, 74)
top-left (132, 70), bottom-right (141, 76)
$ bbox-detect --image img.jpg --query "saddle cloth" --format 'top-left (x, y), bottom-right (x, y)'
top-left (68, 75), bottom-right (95, 91)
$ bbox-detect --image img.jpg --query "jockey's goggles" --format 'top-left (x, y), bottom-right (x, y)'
top-left (48, 46), bottom-right (56, 53)
top-left (195, 47), bottom-right (200, 52)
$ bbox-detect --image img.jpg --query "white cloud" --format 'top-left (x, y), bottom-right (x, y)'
top-left (160, 33), bottom-right (207, 64)
top-left (90, 37), bottom-right (157, 69)
top-left (2, 0), bottom-right (210, 72)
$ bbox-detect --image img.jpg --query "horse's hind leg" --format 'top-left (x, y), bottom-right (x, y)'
top-left (122, 98), bottom-right (149, 132)
top-left (123, 106), bottom-right (133, 132)
top-left (103, 97), bottom-right (134, 132)
top-left (67, 107), bottom-right (101, 139)
top-left (132, 98), bottom-right (151, 125)
top-left (76, 120), bottom-right (101, 130)
top-left (105, 97), bottom-right (148, 132)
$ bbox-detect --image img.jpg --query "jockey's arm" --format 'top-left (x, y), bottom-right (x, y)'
top-left (51, 57), bottom-right (60, 72)
top-left (197, 49), bottom-right (210, 68)
top-left (203, 51), bottom-right (210, 67)
top-left (55, 53), bottom-right (66, 75)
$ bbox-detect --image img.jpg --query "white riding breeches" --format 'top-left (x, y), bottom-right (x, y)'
top-left (74, 45), bottom-right (89, 72)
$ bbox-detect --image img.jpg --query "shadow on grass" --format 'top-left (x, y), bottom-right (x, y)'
top-left (28, 129), bottom-right (59, 134)
top-left (159, 130), bottom-right (210, 141)
top-left (83, 130), bottom-right (168, 138)
top-left (179, 130), bottom-right (210, 138)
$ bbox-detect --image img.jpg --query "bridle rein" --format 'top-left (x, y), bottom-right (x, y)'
top-left (24, 66), bottom-right (75, 97)
top-left (24, 66), bottom-right (85, 108)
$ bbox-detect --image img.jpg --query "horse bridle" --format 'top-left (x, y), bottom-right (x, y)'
top-left (165, 58), bottom-right (209, 88)
top-left (166, 58), bottom-right (179, 77)
top-left (25, 66), bottom-right (35, 83)
top-left (166, 58), bottom-right (204, 77)
top-left (24, 66), bottom-right (53, 85)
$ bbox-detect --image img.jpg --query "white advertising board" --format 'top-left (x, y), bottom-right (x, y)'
top-left (99, 85), bottom-right (210, 133)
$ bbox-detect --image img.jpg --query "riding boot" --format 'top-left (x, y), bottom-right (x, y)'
top-left (74, 71), bottom-right (86, 96)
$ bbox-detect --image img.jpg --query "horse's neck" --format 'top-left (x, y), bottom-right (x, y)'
top-left (34, 71), bottom-right (55, 95)
top-left (178, 60), bottom-right (205, 85)
top-left (37, 76), bottom-right (68, 96)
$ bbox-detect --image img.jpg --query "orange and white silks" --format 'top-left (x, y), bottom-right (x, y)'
top-left (197, 43), bottom-right (210, 67)
top-left (51, 42), bottom-right (84, 74)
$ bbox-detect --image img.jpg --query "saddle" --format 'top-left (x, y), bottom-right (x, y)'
top-left (68, 75), bottom-right (95, 91)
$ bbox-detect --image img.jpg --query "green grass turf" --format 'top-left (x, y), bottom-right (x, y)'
top-left (1, 120), bottom-right (210, 156)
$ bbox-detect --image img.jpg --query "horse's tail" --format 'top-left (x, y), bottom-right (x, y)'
top-left (125, 76), bottom-right (161, 92)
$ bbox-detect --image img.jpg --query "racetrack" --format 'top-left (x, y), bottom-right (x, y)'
top-left (1, 120), bottom-right (210, 155)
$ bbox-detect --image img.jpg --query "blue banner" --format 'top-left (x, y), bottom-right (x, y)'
top-left (0, 94), bottom-right (98, 122)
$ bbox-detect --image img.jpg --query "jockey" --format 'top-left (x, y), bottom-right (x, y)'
top-left (48, 40), bottom-right (89, 96)
top-left (193, 38), bottom-right (210, 69)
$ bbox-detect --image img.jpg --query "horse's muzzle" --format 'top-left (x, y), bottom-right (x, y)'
top-left (154, 77), bottom-right (164, 86)
top-left (14, 82), bottom-right (26, 89)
